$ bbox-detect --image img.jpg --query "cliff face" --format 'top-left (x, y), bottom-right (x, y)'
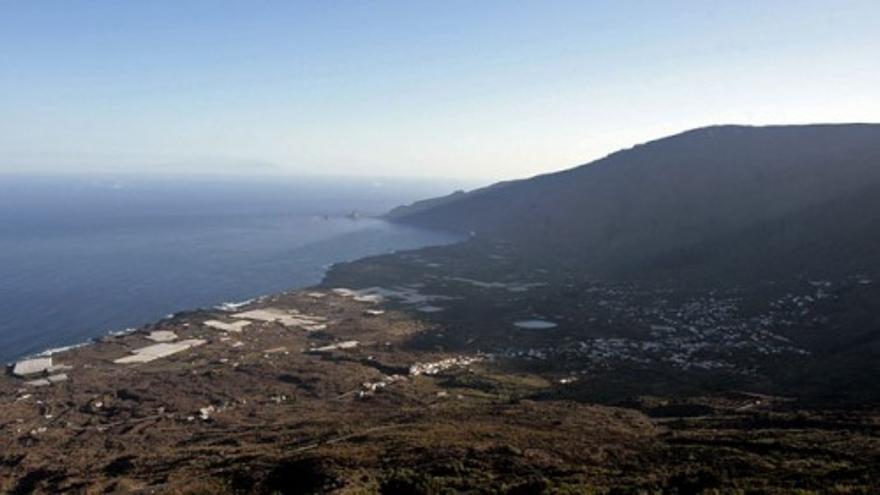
top-left (389, 124), bottom-right (880, 279)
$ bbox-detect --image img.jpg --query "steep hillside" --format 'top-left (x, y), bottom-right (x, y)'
top-left (389, 124), bottom-right (880, 279)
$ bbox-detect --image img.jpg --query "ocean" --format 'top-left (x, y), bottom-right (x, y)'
top-left (0, 175), bottom-right (464, 363)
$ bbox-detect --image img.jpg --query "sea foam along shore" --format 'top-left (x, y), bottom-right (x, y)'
top-left (4, 296), bottom-right (268, 366)
top-left (4, 226), bottom-right (462, 366)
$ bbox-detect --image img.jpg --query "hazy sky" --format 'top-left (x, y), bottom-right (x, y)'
top-left (1, 1), bottom-right (878, 180)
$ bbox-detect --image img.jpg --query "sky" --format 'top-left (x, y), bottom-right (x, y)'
top-left (1, 1), bottom-right (878, 181)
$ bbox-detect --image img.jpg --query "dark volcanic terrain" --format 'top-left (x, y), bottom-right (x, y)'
top-left (1, 243), bottom-right (878, 493)
top-left (3, 124), bottom-right (880, 493)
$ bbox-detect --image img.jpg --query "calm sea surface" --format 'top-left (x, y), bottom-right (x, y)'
top-left (0, 175), bottom-right (464, 363)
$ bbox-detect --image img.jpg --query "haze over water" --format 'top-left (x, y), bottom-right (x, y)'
top-left (0, 175), bottom-right (464, 363)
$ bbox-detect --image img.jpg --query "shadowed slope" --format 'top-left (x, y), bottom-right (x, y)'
top-left (389, 124), bottom-right (880, 279)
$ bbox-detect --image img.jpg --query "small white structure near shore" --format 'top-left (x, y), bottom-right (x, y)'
top-left (12, 357), bottom-right (53, 377)
top-left (114, 339), bottom-right (207, 364)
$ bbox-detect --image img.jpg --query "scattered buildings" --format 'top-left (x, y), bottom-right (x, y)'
top-left (493, 281), bottom-right (829, 374)
top-left (231, 308), bottom-right (327, 330)
top-left (10, 357), bottom-right (73, 387)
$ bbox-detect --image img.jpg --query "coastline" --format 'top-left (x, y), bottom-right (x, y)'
top-left (2, 232), bottom-right (879, 492)
top-left (2, 221), bottom-right (465, 366)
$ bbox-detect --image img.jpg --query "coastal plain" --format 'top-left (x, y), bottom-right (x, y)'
top-left (2, 238), bottom-right (878, 494)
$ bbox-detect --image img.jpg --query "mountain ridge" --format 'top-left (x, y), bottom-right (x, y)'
top-left (387, 123), bottom-right (880, 280)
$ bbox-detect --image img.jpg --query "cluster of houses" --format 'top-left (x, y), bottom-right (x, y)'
top-left (492, 280), bottom-right (848, 375)
top-left (358, 374), bottom-right (406, 398)
top-left (9, 264), bottom-right (870, 402)
top-left (355, 355), bottom-right (485, 399)
top-left (408, 355), bottom-right (484, 376)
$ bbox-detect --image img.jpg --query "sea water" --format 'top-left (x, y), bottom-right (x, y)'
top-left (0, 175), bottom-right (465, 362)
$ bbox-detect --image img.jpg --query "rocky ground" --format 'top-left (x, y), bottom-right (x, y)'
top-left (2, 240), bottom-right (879, 494)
